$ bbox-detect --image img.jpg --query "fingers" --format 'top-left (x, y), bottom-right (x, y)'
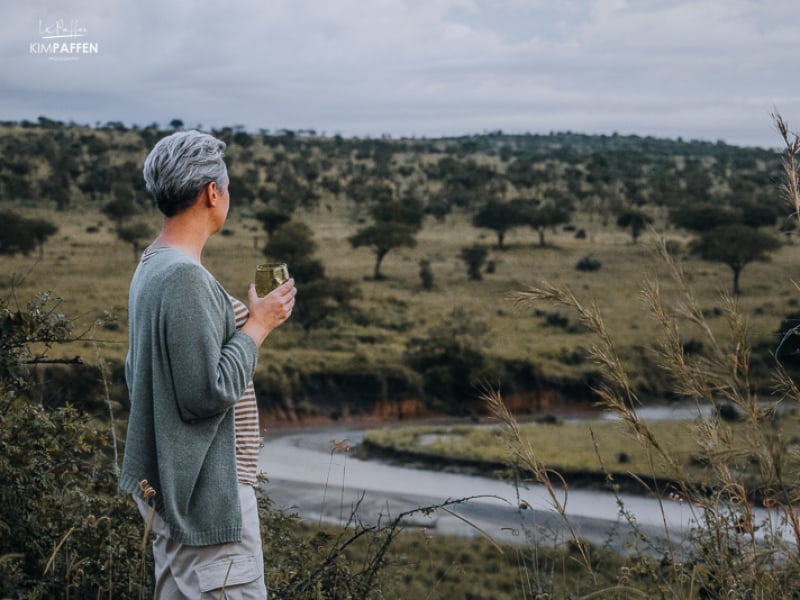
top-left (281, 285), bottom-right (296, 317)
top-left (243, 280), bottom-right (296, 344)
top-left (274, 278), bottom-right (296, 296)
top-left (273, 279), bottom-right (297, 307)
top-left (265, 279), bottom-right (296, 321)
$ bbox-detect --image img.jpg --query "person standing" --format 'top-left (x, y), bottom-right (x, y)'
top-left (120, 130), bottom-right (296, 598)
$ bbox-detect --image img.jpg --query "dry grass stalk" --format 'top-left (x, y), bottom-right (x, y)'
top-left (43, 526), bottom-right (75, 577)
top-left (483, 388), bottom-right (597, 584)
top-left (773, 112), bottom-right (800, 220)
top-left (502, 210), bottom-right (800, 595)
top-left (509, 283), bottom-right (676, 476)
top-left (137, 479), bottom-right (157, 599)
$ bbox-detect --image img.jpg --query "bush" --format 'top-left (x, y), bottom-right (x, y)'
top-left (717, 401), bottom-right (742, 422)
top-left (0, 291), bottom-right (409, 599)
top-left (575, 255), bottom-right (602, 272)
top-left (460, 244), bottom-right (489, 280)
top-left (0, 397), bottom-right (148, 598)
top-left (543, 311), bottom-right (569, 328)
top-left (419, 259), bottom-right (434, 290)
top-left (0, 293), bottom-right (149, 598)
top-left (404, 308), bottom-right (491, 414)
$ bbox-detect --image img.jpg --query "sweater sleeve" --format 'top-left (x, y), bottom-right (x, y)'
top-left (162, 262), bottom-right (258, 422)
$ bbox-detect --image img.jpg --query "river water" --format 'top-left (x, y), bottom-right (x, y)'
top-left (257, 404), bottom-right (757, 550)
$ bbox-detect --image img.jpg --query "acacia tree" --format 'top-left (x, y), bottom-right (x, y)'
top-left (429, 157), bottom-right (498, 211)
top-left (616, 208), bottom-right (654, 243)
top-left (345, 177), bottom-right (394, 207)
top-left (472, 200), bottom-right (521, 249)
top-left (39, 171), bottom-right (71, 211)
top-left (524, 204), bottom-right (570, 247)
top-left (0, 213), bottom-right (35, 255)
top-left (691, 223), bottom-right (781, 295)
top-left (29, 218), bottom-right (58, 258)
top-left (118, 222), bottom-right (154, 262)
top-left (294, 278), bottom-right (360, 338)
top-left (669, 203), bottom-right (739, 232)
top-left (350, 223), bottom-right (418, 280)
top-left (269, 169), bottom-right (318, 213)
top-left (256, 208), bottom-right (292, 239)
top-left (349, 198), bottom-right (423, 280)
top-left (103, 197), bottom-right (139, 230)
top-left (0, 211), bottom-right (57, 257)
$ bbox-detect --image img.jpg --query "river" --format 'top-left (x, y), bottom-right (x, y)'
top-left (257, 404), bottom-right (745, 551)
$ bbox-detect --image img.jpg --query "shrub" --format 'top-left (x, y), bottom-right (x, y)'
top-left (0, 290), bottom-right (408, 599)
top-left (460, 244), bottom-right (489, 280)
top-left (681, 338), bottom-right (704, 356)
top-left (575, 255), bottom-right (602, 272)
top-left (717, 401), bottom-right (742, 422)
top-left (419, 259), bottom-right (434, 290)
top-left (543, 311), bottom-right (569, 328)
top-left (0, 293), bottom-right (149, 598)
top-left (404, 308), bottom-right (491, 414)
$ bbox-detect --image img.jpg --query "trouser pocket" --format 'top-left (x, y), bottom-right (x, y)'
top-left (196, 556), bottom-right (263, 599)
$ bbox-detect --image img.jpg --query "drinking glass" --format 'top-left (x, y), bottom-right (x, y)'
top-left (255, 263), bottom-right (289, 297)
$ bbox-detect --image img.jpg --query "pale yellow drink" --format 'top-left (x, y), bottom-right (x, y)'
top-left (255, 263), bottom-right (289, 296)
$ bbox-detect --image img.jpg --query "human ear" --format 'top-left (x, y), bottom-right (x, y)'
top-left (205, 181), bottom-right (220, 207)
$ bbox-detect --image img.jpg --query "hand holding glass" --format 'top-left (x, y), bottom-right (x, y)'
top-left (255, 263), bottom-right (290, 297)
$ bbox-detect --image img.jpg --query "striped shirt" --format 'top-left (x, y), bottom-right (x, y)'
top-left (230, 296), bottom-right (261, 485)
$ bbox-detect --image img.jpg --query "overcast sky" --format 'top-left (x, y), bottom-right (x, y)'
top-left (2, 0), bottom-right (797, 148)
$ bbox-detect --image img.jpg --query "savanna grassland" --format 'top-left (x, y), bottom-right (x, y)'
top-left (2, 119), bottom-right (799, 421)
top-left (5, 201), bottom-right (799, 410)
top-left (4, 118), bottom-right (800, 598)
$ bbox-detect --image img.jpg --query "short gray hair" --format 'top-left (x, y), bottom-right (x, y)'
top-left (143, 130), bottom-right (228, 216)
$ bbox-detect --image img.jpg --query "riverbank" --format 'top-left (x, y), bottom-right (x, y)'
top-left (257, 426), bottom-right (700, 552)
top-left (262, 402), bottom-right (702, 500)
top-left (354, 435), bottom-right (682, 498)
top-left (354, 405), bottom-right (800, 506)
top-left (262, 397), bottom-right (606, 433)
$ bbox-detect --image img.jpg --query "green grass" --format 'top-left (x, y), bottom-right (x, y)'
top-left (1, 200), bottom-right (797, 394)
top-left (297, 517), bottom-right (631, 599)
top-left (363, 413), bottom-right (800, 492)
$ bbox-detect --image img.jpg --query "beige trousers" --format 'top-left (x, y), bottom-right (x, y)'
top-left (136, 483), bottom-right (267, 599)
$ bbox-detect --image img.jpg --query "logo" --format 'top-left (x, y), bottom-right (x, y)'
top-left (29, 19), bottom-right (99, 61)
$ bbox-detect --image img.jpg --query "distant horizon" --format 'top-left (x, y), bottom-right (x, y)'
top-left (5, 114), bottom-right (786, 152)
top-left (5, 2), bottom-right (797, 155)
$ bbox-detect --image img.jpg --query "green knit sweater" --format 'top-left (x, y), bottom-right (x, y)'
top-left (119, 247), bottom-right (258, 546)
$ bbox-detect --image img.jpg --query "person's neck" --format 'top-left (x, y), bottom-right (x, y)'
top-left (151, 215), bottom-right (210, 262)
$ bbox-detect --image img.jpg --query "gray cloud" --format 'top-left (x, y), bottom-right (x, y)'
top-left (2, 0), bottom-right (797, 147)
